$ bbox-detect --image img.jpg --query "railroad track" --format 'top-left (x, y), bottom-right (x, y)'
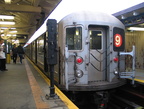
top-left (108, 84), bottom-right (144, 109)
top-left (108, 94), bottom-right (143, 109)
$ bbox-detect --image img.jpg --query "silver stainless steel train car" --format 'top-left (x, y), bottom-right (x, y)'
top-left (57, 10), bottom-right (126, 91)
top-left (26, 10), bottom-right (128, 91)
top-left (25, 10), bottom-right (134, 107)
top-left (24, 10), bottom-right (138, 108)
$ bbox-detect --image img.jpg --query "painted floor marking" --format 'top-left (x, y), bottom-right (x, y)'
top-left (27, 57), bottom-right (79, 109)
top-left (24, 59), bottom-right (49, 109)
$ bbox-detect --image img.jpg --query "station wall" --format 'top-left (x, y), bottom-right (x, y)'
top-left (125, 31), bottom-right (144, 69)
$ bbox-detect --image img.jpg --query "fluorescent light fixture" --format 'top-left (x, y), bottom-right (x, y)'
top-left (1, 34), bottom-right (12, 36)
top-left (10, 28), bottom-right (16, 29)
top-left (1, 34), bottom-right (17, 37)
top-left (0, 21), bottom-right (15, 25)
top-left (12, 34), bottom-right (17, 36)
top-left (39, 40), bottom-right (44, 44)
top-left (6, 34), bottom-right (12, 36)
top-left (0, 15), bottom-right (14, 19)
top-left (0, 27), bottom-right (16, 29)
top-left (12, 39), bottom-right (19, 44)
top-left (1, 34), bottom-right (4, 36)
top-left (133, 11), bottom-right (139, 16)
top-left (9, 30), bottom-right (17, 33)
top-left (97, 34), bottom-right (102, 36)
top-left (14, 40), bottom-right (19, 44)
top-left (0, 30), bottom-right (4, 32)
top-left (121, 15), bottom-right (126, 19)
top-left (0, 27), bottom-right (8, 29)
top-left (12, 40), bottom-right (15, 42)
top-left (128, 27), bottom-right (144, 31)
top-left (4, 0), bottom-right (11, 4)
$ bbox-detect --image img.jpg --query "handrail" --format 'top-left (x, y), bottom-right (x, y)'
top-left (120, 45), bottom-right (135, 84)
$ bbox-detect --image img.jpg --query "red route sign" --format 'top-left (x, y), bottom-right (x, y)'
top-left (114, 34), bottom-right (122, 47)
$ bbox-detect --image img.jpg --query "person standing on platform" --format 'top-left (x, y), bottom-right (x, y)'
top-left (0, 38), bottom-right (8, 71)
top-left (17, 44), bottom-right (24, 64)
top-left (12, 44), bottom-right (17, 64)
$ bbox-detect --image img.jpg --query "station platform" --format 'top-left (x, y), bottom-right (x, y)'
top-left (134, 69), bottom-right (144, 84)
top-left (0, 58), bottom-right (78, 109)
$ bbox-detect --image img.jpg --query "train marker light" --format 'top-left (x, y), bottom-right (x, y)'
top-left (76, 56), bottom-right (83, 64)
top-left (113, 57), bottom-right (118, 62)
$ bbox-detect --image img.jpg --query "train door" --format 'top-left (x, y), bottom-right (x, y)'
top-left (88, 27), bottom-right (107, 81)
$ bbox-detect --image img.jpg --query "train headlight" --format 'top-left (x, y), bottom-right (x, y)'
top-left (76, 56), bottom-right (83, 64)
top-left (75, 70), bottom-right (83, 78)
top-left (113, 69), bottom-right (118, 75)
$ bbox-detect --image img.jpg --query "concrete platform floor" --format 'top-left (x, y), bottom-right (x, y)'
top-left (0, 58), bottom-right (68, 109)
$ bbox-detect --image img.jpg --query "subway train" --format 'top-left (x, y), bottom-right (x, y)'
top-left (25, 10), bottom-right (129, 105)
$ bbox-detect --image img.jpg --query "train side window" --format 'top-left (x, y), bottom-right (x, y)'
top-left (66, 27), bottom-right (82, 50)
top-left (90, 30), bottom-right (102, 49)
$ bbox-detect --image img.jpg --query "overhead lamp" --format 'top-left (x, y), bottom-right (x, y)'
top-left (1, 34), bottom-right (11, 40)
top-left (0, 27), bottom-right (8, 29)
top-left (0, 30), bottom-right (4, 32)
top-left (133, 11), bottom-right (139, 16)
top-left (128, 27), bottom-right (144, 31)
top-left (0, 15), bottom-right (14, 19)
top-left (9, 30), bottom-right (17, 33)
top-left (0, 21), bottom-right (15, 25)
top-left (121, 15), bottom-right (126, 19)
top-left (0, 27), bottom-right (16, 29)
top-left (12, 34), bottom-right (17, 36)
top-left (1, 34), bottom-right (16, 36)
top-left (4, 0), bottom-right (11, 4)
top-left (1, 33), bottom-right (17, 36)
top-left (13, 39), bottom-right (19, 44)
top-left (10, 28), bottom-right (16, 29)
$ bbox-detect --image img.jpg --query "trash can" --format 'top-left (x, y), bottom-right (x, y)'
top-left (6, 53), bottom-right (11, 64)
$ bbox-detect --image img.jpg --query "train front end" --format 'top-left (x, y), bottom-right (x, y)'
top-left (58, 11), bottom-right (126, 91)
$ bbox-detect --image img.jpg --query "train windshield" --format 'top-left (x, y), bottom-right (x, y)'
top-left (66, 27), bottom-right (82, 50)
top-left (90, 30), bottom-right (102, 49)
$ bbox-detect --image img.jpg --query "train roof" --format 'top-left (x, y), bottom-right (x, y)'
top-left (59, 10), bottom-right (125, 28)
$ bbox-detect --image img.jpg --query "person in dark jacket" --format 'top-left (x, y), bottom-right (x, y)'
top-left (17, 44), bottom-right (24, 64)
top-left (12, 44), bottom-right (17, 64)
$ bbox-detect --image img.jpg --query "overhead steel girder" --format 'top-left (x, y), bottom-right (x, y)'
top-left (0, 4), bottom-right (41, 13)
top-left (121, 13), bottom-right (144, 27)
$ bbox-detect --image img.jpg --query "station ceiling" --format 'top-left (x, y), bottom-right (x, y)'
top-left (0, 0), bottom-right (61, 44)
top-left (113, 2), bottom-right (144, 28)
top-left (0, 1), bottom-right (143, 45)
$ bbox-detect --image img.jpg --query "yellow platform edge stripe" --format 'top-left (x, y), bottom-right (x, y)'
top-left (24, 59), bottom-right (49, 108)
top-left (26, 57), bottom-right (79, 109)
top-left (128, 78), bottom-right (144, 83)
top-left (134, 78), bottom-right (144, 83)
